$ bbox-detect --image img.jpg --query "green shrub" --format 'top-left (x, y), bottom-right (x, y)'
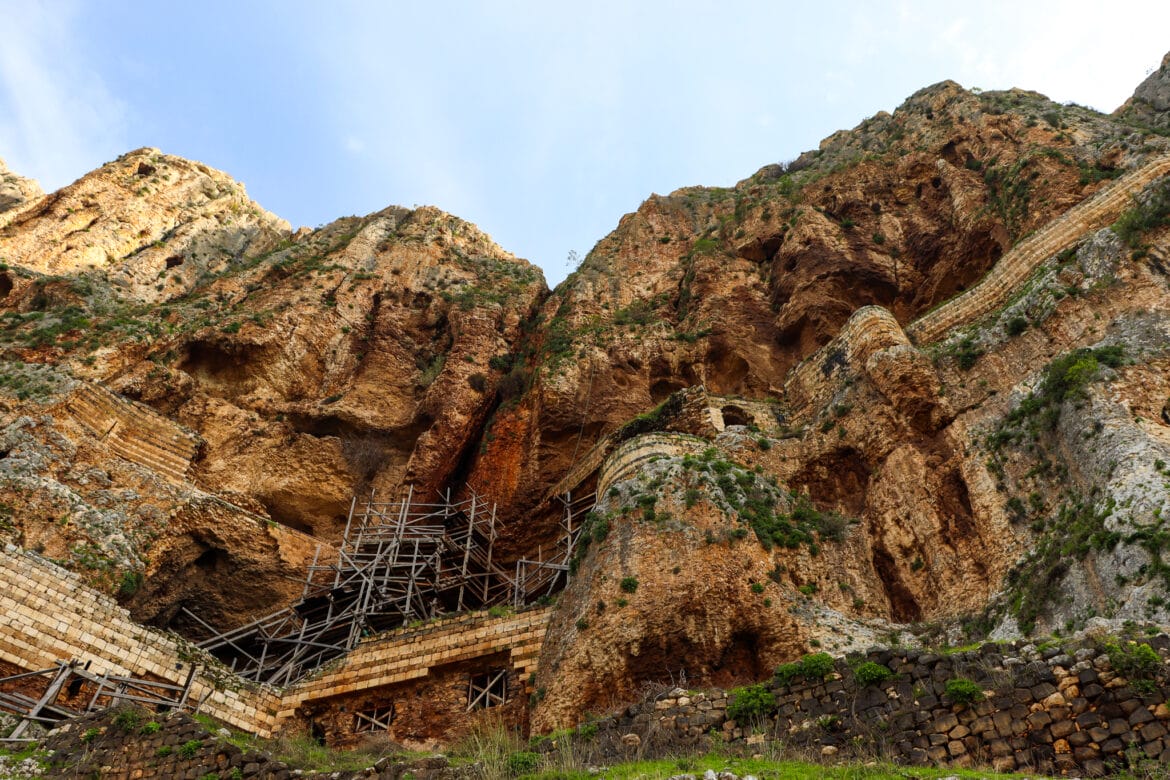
top-left (81, 727), bottom-right (100, 743)
top-left (945, 677), bottom-right (983, 705)
top-left (1005, 316), bottom-right (1028, 336)
top-left (774, 661), bottom-right (801, 687)
top-left (156, 745), bottom-right (173, 757)
top-left (727, 683), bottom-right (776, 723)
top-left (506, 751), bottom-right (541, 774)
top-left (1106, 640), bottom-right (1161, 681)
top-left (117, 571), bottom-right (143, 597)
top-left (488, 354), bottom-right (515, 372)
top-left (750, 582), bottom-right (765, 594)
top-left (112, 708), bottom-right (141, 732)
top-left (1114, 178), bottom-right (1170, 247)
top-left (853, 661), bottom-right (894, 686)
top-left (619, 577), bottom-right (638, 594)
top-left (799, 652), bottom-right (835, 680)
top-left (954, 337), bottom-right (983, 370)
top-left (179, 739), bottom-right (203, 759)
top-left (140, 720), bottom-right (161, 735)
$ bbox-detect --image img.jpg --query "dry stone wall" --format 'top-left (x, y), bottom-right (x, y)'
top-left (586, 638), bottom-right (1170, 777)
top-left (278, 607), bottom-right (552, 725)
top-left (784, 306), bottom-right (909, 417)
top-left (42, 708), bottom-right (476, 779)
top-left (594, 433), bottom-right (710, 498)
top-left (64, 383), bottom-right (201, 483)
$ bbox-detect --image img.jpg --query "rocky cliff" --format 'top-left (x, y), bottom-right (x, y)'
top-left (3, 52), bottom-right (1170, 733)
top-left (0, 157), bottom-right (42, 216)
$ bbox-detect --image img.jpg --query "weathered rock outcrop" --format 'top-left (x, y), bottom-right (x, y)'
top-left (0, 148), bottom-right (289, 302)
top-left (1118, 50), bottom-right (1170, 131)
top-left (0, 157), bottom-right (42, 217)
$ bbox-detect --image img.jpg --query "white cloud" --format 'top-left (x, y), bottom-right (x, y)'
top-left (0, 0), bottom-right (129, 190)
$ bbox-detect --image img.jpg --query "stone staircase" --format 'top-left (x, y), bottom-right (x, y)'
top-left (907, 154), bottom-right (1170, 345)
top-left (65, 383), bottom-right (200, 483)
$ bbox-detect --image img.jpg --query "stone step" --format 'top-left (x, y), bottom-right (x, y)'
top-left (65, 383), bottom-right (199, 483)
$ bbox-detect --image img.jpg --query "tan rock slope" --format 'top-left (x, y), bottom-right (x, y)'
top-left (3, 50), bottom-right (1170, 733)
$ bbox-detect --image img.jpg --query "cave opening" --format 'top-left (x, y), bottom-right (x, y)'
top-left (720, 405), bottom-right (753, 428)
top-left (709, 630), bottom-right (765, 688)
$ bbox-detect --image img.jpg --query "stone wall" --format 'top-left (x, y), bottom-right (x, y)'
top-left (594, 433), bottom-right (710, 498)
top-left (784, 305), bottom-right (909, 416)
top-left (63, 382), bottom-right (201, 483)
top-left (906, 154), bottom-right (1170, 345)
top-left (587, 637), bottom-right (1170, 776)
top-left (0, 544), bottom-right (280, 734)
top-left (42, 708), bottom-right (473, 779)
top-left (279, 607), bottom-right (552, 744)
top-left (0, 541), bottom-right (553, 741)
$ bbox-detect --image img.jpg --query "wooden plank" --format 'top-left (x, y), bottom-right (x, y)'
top-left (10, 663), bottom-right (73, 739)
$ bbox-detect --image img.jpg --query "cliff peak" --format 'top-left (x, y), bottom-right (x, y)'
top-left (1115, 48), bottom-right (1170, 130)
top-left (0, 155), bottom-right (44, 218)
top-left (0, 147), bottom-right (290, 302)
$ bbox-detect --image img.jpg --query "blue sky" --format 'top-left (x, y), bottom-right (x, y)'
top-left (2, 1), bottom-right (1169, 285)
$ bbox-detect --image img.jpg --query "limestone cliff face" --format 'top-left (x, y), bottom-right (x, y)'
top-left (1117, 50), bottom-right (1170, 131)
top-left (0, 148), bottom-right (289, 303)
top-left (0, 157), bottom-right (42, 216)
top-left (3, 51), bottom-right (1170, 732)
top-left (466, 78), bottom-right (1166, 540)
top-left (0, 156), bottom-right (544, 624)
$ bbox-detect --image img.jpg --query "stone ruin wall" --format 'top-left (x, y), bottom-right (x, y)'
top-left (283, 606), bottom-right (551, 747)
top-left (907, 154), bottom-right (1170, 345)
top-left (0, 543), bottom-right (280, 734)
top-left (594, 433), bottom-right (710, 498)
top-left (783, 305), bottom-right (909, 417)
top-left (0, 542), bottom-right (553, 743)
top-left (586, 639), bottom-right (1170, 777)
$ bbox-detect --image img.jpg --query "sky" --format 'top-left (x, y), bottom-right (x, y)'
top-left (1, 1), bottom-right (1169, 286)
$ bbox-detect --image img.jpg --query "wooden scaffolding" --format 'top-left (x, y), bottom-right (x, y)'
top-left (187, 485), bottom-right (594, 688)
top-left (0, 660), bottom-right (197, 743)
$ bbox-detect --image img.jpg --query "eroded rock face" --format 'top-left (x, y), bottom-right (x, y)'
top-left (0, 157), bottom-right (42, 216)
top-left (3, 51), bottom-right (1170, 736)
top-left (0, 405), bottom-right (318, 628)
top-left (0, 156), bottom-right (544, 624)
top-left (0, 148), bottom-right (290, 302)
top-left (1118, 50), bottom-right (1170, 130)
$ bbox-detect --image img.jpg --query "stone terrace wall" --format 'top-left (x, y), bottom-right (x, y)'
top-left (586, 638), bottom-right (1170, 777)
top-left (906, 154), bottom-right (1170, 345)
top-left (0, 544), bottom-right (280, 734)
top-left (277, 606), bottom-right (553, 725)
top-left (594, 433), bottom-right (710, 498)
top-left (43, 709), bottom-right (473, 779)
top-left (63, 382), bottom-right (201, 483)
top-left (1, 541), bottom-right (556, 740)
top-left (783, 306), bottom-right (909, 417)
